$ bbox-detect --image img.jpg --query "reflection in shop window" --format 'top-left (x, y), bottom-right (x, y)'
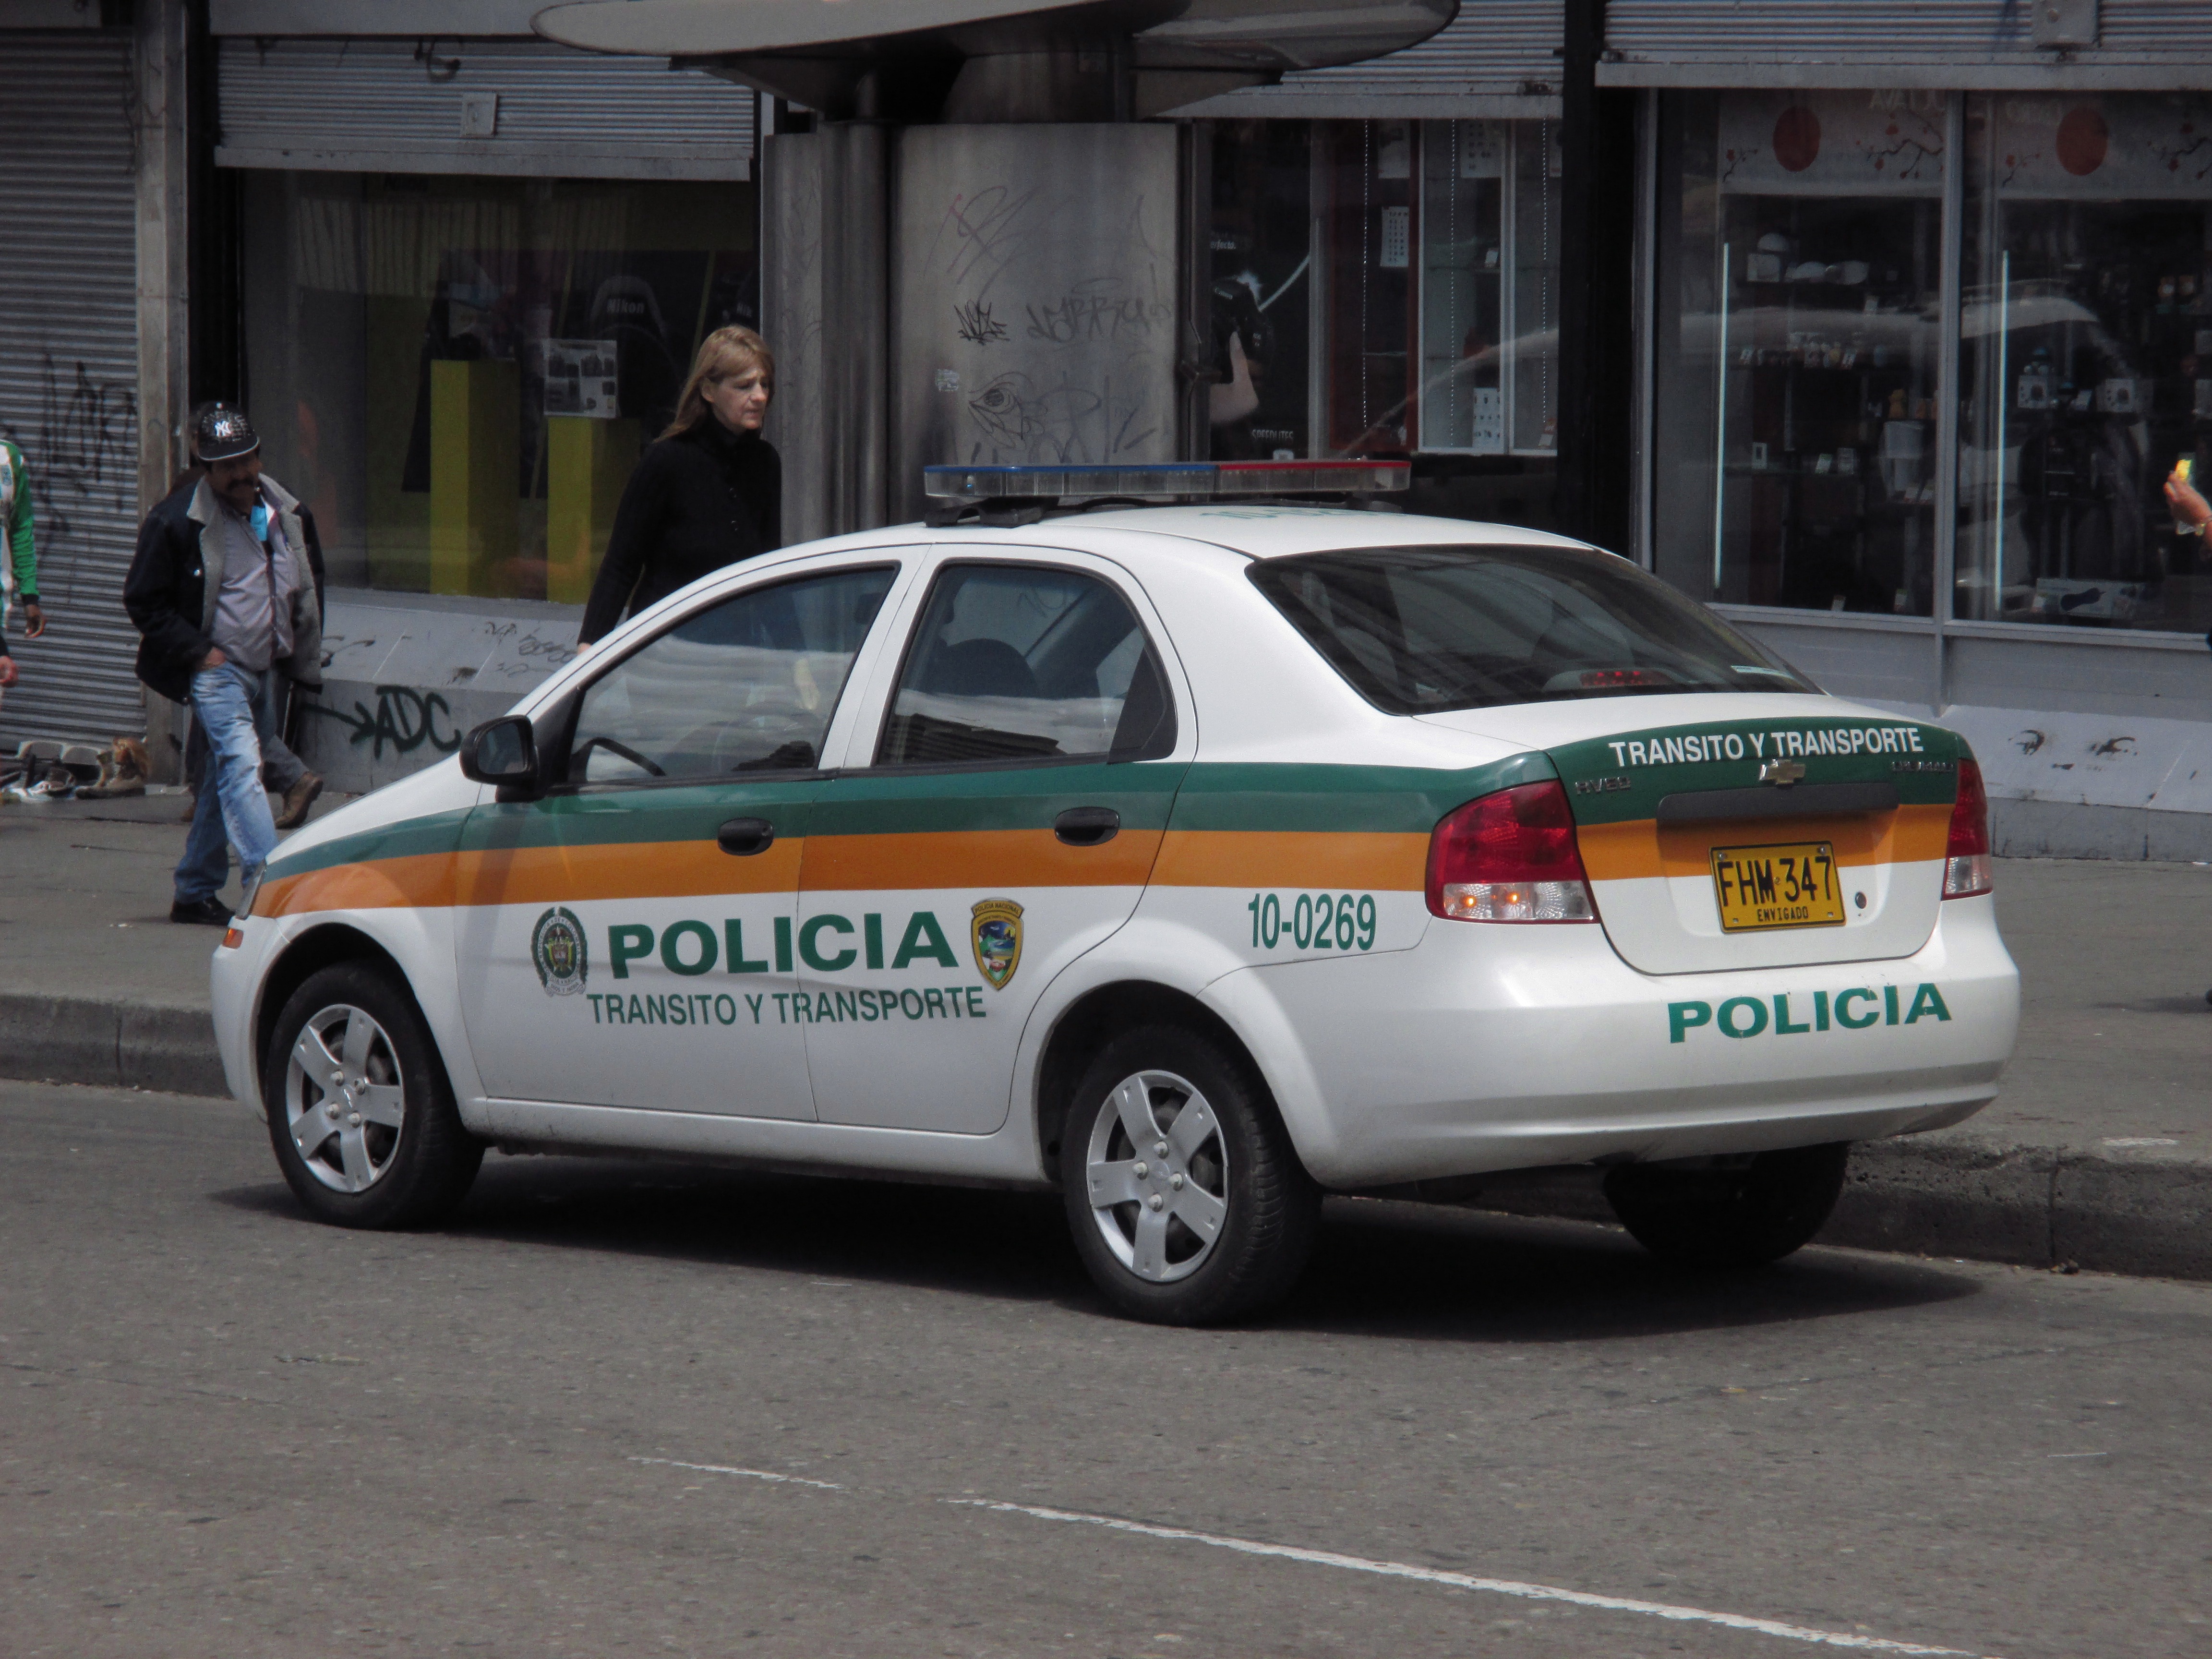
top-left (1209, 119), bottom-right (1560, 530)
top-left (241, 171), bottom-right (757, 602)
top-left (1959, 93), bottom-right (2212, 632)
top-left (1653, 91), bottom-right (1947, 616)
top-left (1209, 120), bottom-right (1316, 461)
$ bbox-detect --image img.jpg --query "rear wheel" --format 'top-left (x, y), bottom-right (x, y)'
top-left (1059, 1024), bottom-right (1319, 1325)
top-left (1603, 1142), bottom-right (1850, 1268)
top-left (263, 962), bottom-right (482, 1229)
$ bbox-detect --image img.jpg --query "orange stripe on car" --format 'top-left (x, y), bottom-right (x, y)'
top-left (801, 829), bottom-right (1164, 891)
top-left (1576, 802), bottom-right (1952, 883)
top-left (1151, 830), bottom-right (1430, 890)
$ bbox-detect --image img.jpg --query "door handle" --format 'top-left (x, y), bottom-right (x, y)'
top-left (1053, 806), bottom-right (1120, 847)
top-left (717, 817), bottom-right (775, 856)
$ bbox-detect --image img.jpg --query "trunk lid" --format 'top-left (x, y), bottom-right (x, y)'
top-left (1419, 695), bottom-right (1965, 974)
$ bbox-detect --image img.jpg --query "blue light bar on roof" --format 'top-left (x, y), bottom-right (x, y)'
top-left (923, 459), bottom-right (1410, 502)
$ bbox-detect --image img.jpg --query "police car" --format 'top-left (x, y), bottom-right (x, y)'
top-left (211, 461), bottom-right (2020, 1325)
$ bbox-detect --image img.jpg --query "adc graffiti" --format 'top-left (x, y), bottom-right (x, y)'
top-left (305, 685), bottom-right (463, 759)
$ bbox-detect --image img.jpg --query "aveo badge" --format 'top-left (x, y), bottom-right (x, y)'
top-left (971, 899), bottom-right (1024, 990)
top-left (531, 906), bottom-right (589, 996)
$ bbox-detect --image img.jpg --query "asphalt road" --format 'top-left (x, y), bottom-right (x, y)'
top-left (4, 1080), bottom-right (2208, 1659)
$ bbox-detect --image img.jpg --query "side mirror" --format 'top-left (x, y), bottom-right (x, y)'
top-left (460, 715), bottom-right (540, 793)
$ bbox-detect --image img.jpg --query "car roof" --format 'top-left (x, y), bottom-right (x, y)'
top-left (927, 505), bottom-right (1601, 563)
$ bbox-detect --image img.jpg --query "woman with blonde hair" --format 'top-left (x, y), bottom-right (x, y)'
top-left (577, 325), bottom-right (781, 648)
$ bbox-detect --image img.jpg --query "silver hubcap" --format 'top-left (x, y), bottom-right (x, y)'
top-left (1084, 1070), bottom-right (1230, 1283)
top-left (284, 1003), bottom-right (406, 1193)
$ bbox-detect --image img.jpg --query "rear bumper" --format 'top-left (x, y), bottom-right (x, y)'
top-left (1204, 894), bottom-right (2020, 1188)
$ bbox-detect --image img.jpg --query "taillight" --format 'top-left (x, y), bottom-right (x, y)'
top-left (1427, 780), bottom-right (1597, 923)
top-left (1943, 757), bottom-right (1992, 898)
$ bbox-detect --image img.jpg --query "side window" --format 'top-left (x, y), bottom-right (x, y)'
top-left (877, 562), bottom-right (1176, 767)
top-left (569, 565), bottom-right (896, 784)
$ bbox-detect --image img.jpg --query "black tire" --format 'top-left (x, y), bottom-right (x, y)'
top-left (262, 961), bottom-right (483, 1229)
top-left (1602, 1142), bottom-right (1851, 1269)
top-left (1059, 1023), bottom-right (1319, 1325)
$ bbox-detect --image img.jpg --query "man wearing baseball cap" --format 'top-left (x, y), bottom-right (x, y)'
top-left (124, 405), bottom-right (327, 925)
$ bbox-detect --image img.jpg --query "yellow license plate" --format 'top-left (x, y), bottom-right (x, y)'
top-left (1710, 841), bottom-right (1845, 932)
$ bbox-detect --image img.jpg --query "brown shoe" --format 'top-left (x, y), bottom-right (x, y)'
top-left (275, 771), bottom-right (325, 830)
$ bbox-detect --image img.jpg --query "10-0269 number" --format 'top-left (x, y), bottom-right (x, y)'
top-left (1247, 891), bottom-right (1379, 953)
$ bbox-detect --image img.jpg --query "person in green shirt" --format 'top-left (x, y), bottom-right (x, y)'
top-left (0, 437), bottom-right (48, 654)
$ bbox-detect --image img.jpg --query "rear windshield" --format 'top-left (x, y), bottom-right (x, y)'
top-left (1247, 545), bottom-right (1815, 715)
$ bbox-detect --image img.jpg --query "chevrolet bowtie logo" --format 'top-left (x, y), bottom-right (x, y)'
top-left (1759, 758), bottom-right (1807, 786)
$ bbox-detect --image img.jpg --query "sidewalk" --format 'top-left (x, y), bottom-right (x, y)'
top-left (0, 789), bottom-right (347, 1094)
top-left (3, 792), bottom-right (2208, 1278)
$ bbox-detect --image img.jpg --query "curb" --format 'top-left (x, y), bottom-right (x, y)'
top-left (1471, 1132), bottom-right (2212, 1283)
top-left (6, 993), bottom-right (2206, 1284)
top-left (1826, 1132), bottom-right (2212, 1283)
top-left (0, 993), bottom-right (228, 1098)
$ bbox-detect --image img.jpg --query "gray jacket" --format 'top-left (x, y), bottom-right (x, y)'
top-left (129, 469), bottom-right (329, 704)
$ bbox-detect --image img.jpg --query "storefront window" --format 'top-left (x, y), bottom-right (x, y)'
top-left (1654, 91), bottom-right (1948, 615)
top-left (1957, 93), bottom-right (2212, 632)
top-left (1209, 119), bottom-right (1560, 529)
top-left (240, 171), bottom-right (757, 602)
top-left (1209, 120), bottom-right (1317, 461)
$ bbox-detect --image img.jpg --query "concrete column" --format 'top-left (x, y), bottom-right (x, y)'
top-left (825, 122), bottom-right (891, 535)
top-left (761, 130), bottom-right (828, 544)
top-left (762, 124), bottom-right (890, 541)
top-left (1555, 0), bottom-right (1636, 553)
top-left (135, 0), bottom-right (191, 773)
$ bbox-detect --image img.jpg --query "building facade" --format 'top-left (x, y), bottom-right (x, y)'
top-left (1608, 0), bottom-right (2212, 858)
top-left (0, 0), bottom-right (760, 793)
top-left (7, 0), bottom-right (2212, 855)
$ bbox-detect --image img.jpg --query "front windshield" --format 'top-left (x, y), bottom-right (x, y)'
top-left (1248, 545), bottom-right (1816, 715)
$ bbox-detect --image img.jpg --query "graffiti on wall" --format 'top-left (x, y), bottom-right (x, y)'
top-left (304, 685), bottom-right (464, 759)
top-left (0, 355), bottom-right (140, 605)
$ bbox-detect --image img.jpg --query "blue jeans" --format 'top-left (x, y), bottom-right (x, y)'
top-left (175, 662), bottom-right (283, 904)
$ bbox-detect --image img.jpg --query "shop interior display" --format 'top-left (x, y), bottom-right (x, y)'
top-left (1209, 119), bottom-right (1561, 530)
top-left (1960, 195), bottom-right (2212, 630)
top-left (1718, 198), bottom-right (1945, 615)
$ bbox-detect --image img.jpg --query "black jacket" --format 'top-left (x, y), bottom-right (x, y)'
top-left (578, 421), bottom-right (781, 643)
top-left (123, 476), bottom-right (327, 705)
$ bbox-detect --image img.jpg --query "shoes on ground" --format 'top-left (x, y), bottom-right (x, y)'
top-left (275, 770), bottom-right (325, 831)
top-left (170, 896), bottom-right (234, 926)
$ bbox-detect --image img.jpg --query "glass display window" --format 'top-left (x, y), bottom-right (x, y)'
top-left (1956, 93), bottom-right (2212, 632)
top-left (1653, 90), bottom-right (1948, 616)
top-left (240, 171), bottom-right (757, 602)
top-left (1209, 118), bottom-right (1561, 529)
top-left (1208, 120), bottom-right (1319, 461)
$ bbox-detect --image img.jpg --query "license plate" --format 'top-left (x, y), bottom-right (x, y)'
top-left (1710, 841), bottom-right (1845, 932)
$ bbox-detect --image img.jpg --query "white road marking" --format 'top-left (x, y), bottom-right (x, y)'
top-left (945, 1498), bottom-right (1996, 1658)
top-left (630, 1456), bottom-right (845, 1491)
top-left (627, 1457), bottom-right (1995, 1656)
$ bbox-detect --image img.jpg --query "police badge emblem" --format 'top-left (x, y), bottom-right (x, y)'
top-left (531, 906), bottom-right (588, 996)
top-left (970, 898), bottom-right (1024, 990)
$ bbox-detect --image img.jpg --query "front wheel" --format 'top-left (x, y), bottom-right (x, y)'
top-left (1602, 1142), bottom-right (1851, 1269)
top-left (263, 961), bottom-right (483, 1229)
top-left (1059, 1024), bottom-right (1319, 1325)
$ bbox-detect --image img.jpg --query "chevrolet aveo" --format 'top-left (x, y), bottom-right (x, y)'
top-left (212, 465), bottom-right (2020, 1324)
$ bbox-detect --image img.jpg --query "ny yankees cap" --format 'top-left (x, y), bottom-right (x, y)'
top-left (192, 404), bottom-right (260, 463)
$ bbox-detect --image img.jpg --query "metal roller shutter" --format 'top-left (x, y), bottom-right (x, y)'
top-left (1168, 1), bottom-right (1563, 117)
top-left (1603, 0), bottom-right (2212, 87)
top-left (0, 32), bottom-right (148, 747)
top-left (215, 38), bottom-right (756, 180)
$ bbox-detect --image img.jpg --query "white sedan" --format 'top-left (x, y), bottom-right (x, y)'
top-left (212, 475), bottom-right (2019, 1323)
